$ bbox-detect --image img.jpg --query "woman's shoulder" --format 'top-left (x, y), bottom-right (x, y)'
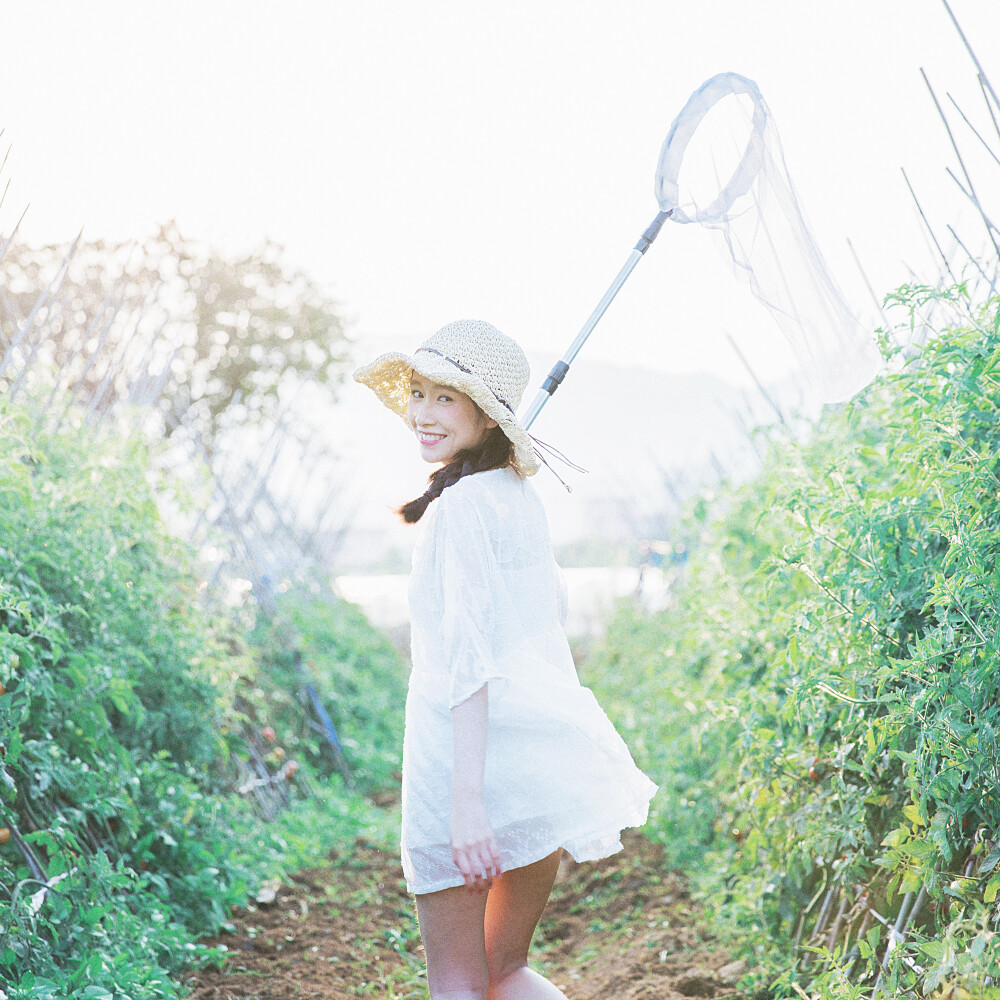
top-left (441, 466), bottom-right (525, 507)
top-left (435, 467), bottom-right (533, 536)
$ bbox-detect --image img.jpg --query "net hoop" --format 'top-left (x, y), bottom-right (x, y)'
top-left (655, 72), bottom-right (768, 224)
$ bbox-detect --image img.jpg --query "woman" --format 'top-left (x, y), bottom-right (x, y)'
top-left (354, 318), bottom-right (656, 999)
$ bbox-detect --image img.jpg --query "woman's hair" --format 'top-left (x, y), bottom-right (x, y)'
top-left (399, 425), bottom-right (513, 523)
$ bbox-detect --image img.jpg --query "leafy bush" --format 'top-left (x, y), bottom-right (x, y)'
top-left (588, 285), bottom-right (1000, 995)
top-left (0, 403), bottom-right (404, 998)
top-left (249, 582), bottom-right (406, 794)
top-left (0, 407), bottom-right (241, 993)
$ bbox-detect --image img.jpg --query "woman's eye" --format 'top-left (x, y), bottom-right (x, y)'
top-left (438, 394), bottom-right (453, 403)
top-left (410, 388), bottom-right (423, 398)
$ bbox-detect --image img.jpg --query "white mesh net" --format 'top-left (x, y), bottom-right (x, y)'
top-left (656, 72), bottom-right (880, 403)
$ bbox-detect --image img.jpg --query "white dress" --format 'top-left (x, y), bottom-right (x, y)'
top-left (402, 466), bottom-right (658, 894)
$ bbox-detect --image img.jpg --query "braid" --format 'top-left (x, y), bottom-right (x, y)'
top-left (399, 426), bottom-right (513, 523)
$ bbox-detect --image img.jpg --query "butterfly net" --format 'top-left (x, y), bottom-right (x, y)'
top-left (656, 72), bottom-right (880, 403)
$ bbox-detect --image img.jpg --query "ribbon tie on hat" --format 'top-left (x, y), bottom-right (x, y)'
top-left (420, 347), bottom-right (587, 493)
top-left (420, 347), bottom-right (587, 491)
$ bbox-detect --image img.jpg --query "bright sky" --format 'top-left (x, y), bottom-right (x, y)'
top-left (3, 0), bottom-right (999, 390)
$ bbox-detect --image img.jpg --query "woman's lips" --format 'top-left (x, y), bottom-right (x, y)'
top-left (417, 432), bottom-right (445, 446)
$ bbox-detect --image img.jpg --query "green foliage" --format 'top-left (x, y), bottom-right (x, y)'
top-left (589, 286), bottom-right (1000, 994)
top-left (0, 408), bottom-right (238, 994)
top-left (0, 403), bottom-right (402, 998)
top-left (249, 582), bottom-right (406, 794)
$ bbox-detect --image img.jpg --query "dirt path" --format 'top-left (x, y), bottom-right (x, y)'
top-left (185, 830), bottom-right (748, 999)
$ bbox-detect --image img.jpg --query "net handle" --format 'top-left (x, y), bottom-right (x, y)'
top-left (521, 210), bottom-right (671, 431)
top-left (655, 72), bottom-right (769, 224)
top-left (521, 74), bottom-right (769, 436)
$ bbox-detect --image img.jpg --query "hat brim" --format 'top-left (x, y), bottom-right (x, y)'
top-left (353, 350), bottom-right (541, 477)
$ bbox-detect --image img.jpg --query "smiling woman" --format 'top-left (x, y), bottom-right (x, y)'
top-left (352, 318), bottom-right (656, 999)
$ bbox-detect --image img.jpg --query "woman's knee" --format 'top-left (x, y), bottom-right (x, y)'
top-left (427, 970), bottom-right (490, 1000)
top-left (486, 950), bottom-right (529, 989)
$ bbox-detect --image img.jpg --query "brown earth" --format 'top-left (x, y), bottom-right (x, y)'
top-left (184, 830), bottom-right (750, 999)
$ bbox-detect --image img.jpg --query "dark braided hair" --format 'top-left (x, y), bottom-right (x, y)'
top-left (399, 425), bottom-right (513, 523)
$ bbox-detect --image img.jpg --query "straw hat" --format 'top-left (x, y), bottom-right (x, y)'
top-left (353, 319), bottom-right (541, 476)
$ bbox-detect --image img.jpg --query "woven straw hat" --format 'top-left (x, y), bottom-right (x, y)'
top-left (353, 319), bottom-right (541, 476)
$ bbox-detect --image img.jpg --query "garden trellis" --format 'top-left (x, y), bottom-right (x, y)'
top-left (0, 161), bottom-right (363, 935)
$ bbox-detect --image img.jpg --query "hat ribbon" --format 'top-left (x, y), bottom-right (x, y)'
top-left (418, 348), bottom-right (515, 413)
top-left (418, 347), bottom-right (587, 490)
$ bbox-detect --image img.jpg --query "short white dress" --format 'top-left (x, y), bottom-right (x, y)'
top-left (402, 466), bottom-right (658, 895)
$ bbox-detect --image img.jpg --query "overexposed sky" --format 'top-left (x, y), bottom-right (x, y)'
top-left (2, 0), bottom-right (999, 390)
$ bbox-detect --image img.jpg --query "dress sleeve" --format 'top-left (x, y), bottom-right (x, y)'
top-left (437, 490), bottom-right (506, 708)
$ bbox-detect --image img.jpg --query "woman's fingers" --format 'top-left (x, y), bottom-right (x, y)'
top-left (453, 839), bottom-right (503, 893)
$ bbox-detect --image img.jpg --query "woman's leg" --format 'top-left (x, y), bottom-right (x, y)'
top-left (484, 849), bottom-right (567, 999)
top-left (416, 886), bottom-right (490, 999)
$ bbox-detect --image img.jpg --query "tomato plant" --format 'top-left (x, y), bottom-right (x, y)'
top-left (589, 284), bottom-right (1000, 995)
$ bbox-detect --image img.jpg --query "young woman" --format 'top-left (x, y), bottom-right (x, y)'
top-left (355, 319), bottom-right (656, 999)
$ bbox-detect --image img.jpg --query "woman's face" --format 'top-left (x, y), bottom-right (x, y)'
top-left (406, 373), bottom-right (498, 465)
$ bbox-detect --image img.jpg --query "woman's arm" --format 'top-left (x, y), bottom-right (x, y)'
top-left (449, 682), bottom-right (501, 893)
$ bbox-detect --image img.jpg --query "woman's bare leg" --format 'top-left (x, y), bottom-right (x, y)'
top-left (416, 886), bottom-right (490, 999)
top-left (484, 850), bottom-right (567, 999)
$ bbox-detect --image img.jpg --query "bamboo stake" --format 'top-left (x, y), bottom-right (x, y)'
top-left (722, 331), bottom-right (787, 427)
top-left (939, 0), bottom-right (1000, 112)
top-left (9, 284), bottom-right (74, 399)
top-left (901, 168), bottom-right (957, 284)
top-left (921, 68), bottom-right (1000, 259)
top-left (872, 890), bottom-right (916, 995)
top-left (58, 298), bottom-right (127, 422)
top-left (946, 224), bottom-right (997, 297)
top-left (846, 237), bottom-right (891, 331)
top-left (945, 167), bottom-right (1000, 236)
top-left (125, 316), bottom-right (171, 405)
top-left (42, 281), bottom-right (123, 422)
top-left (947, 93), bottom-right (1000, 169)
top-left (844, 906), bottom-right (873, 979)
top-left (84, 301), bottom-right (152, 422)
top-left (826, 890), bottom-right (851, 954)
top-left (135, 342), bottom-right (179, 409)
top-left (0, 204), bottom-right (28, 264)
top-left (0, 232), bottom-right (80, 380)
top-left (814, 885), bottom-right (838, 941)
top-left (981, 77), bottom-right (1000, 147)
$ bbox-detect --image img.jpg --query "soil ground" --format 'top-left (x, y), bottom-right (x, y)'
top-left (184, 829), bottom-right (749, 999)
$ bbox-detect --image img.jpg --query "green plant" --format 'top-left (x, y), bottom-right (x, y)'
top-left (588, 285), bottom-right (1000, 994)
top-left (0, 400), bottom-right (403, 996)
top-left (248, 581), bottom-right (406, 794)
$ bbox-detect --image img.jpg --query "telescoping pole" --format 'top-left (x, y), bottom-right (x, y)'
top-left (521, 209), bottom-right (672, 431)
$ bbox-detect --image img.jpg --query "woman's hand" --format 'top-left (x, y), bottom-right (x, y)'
top-left (449, 684), bottom-right (499, 892)
top-left (450, 793), bottom-right (502, 894)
